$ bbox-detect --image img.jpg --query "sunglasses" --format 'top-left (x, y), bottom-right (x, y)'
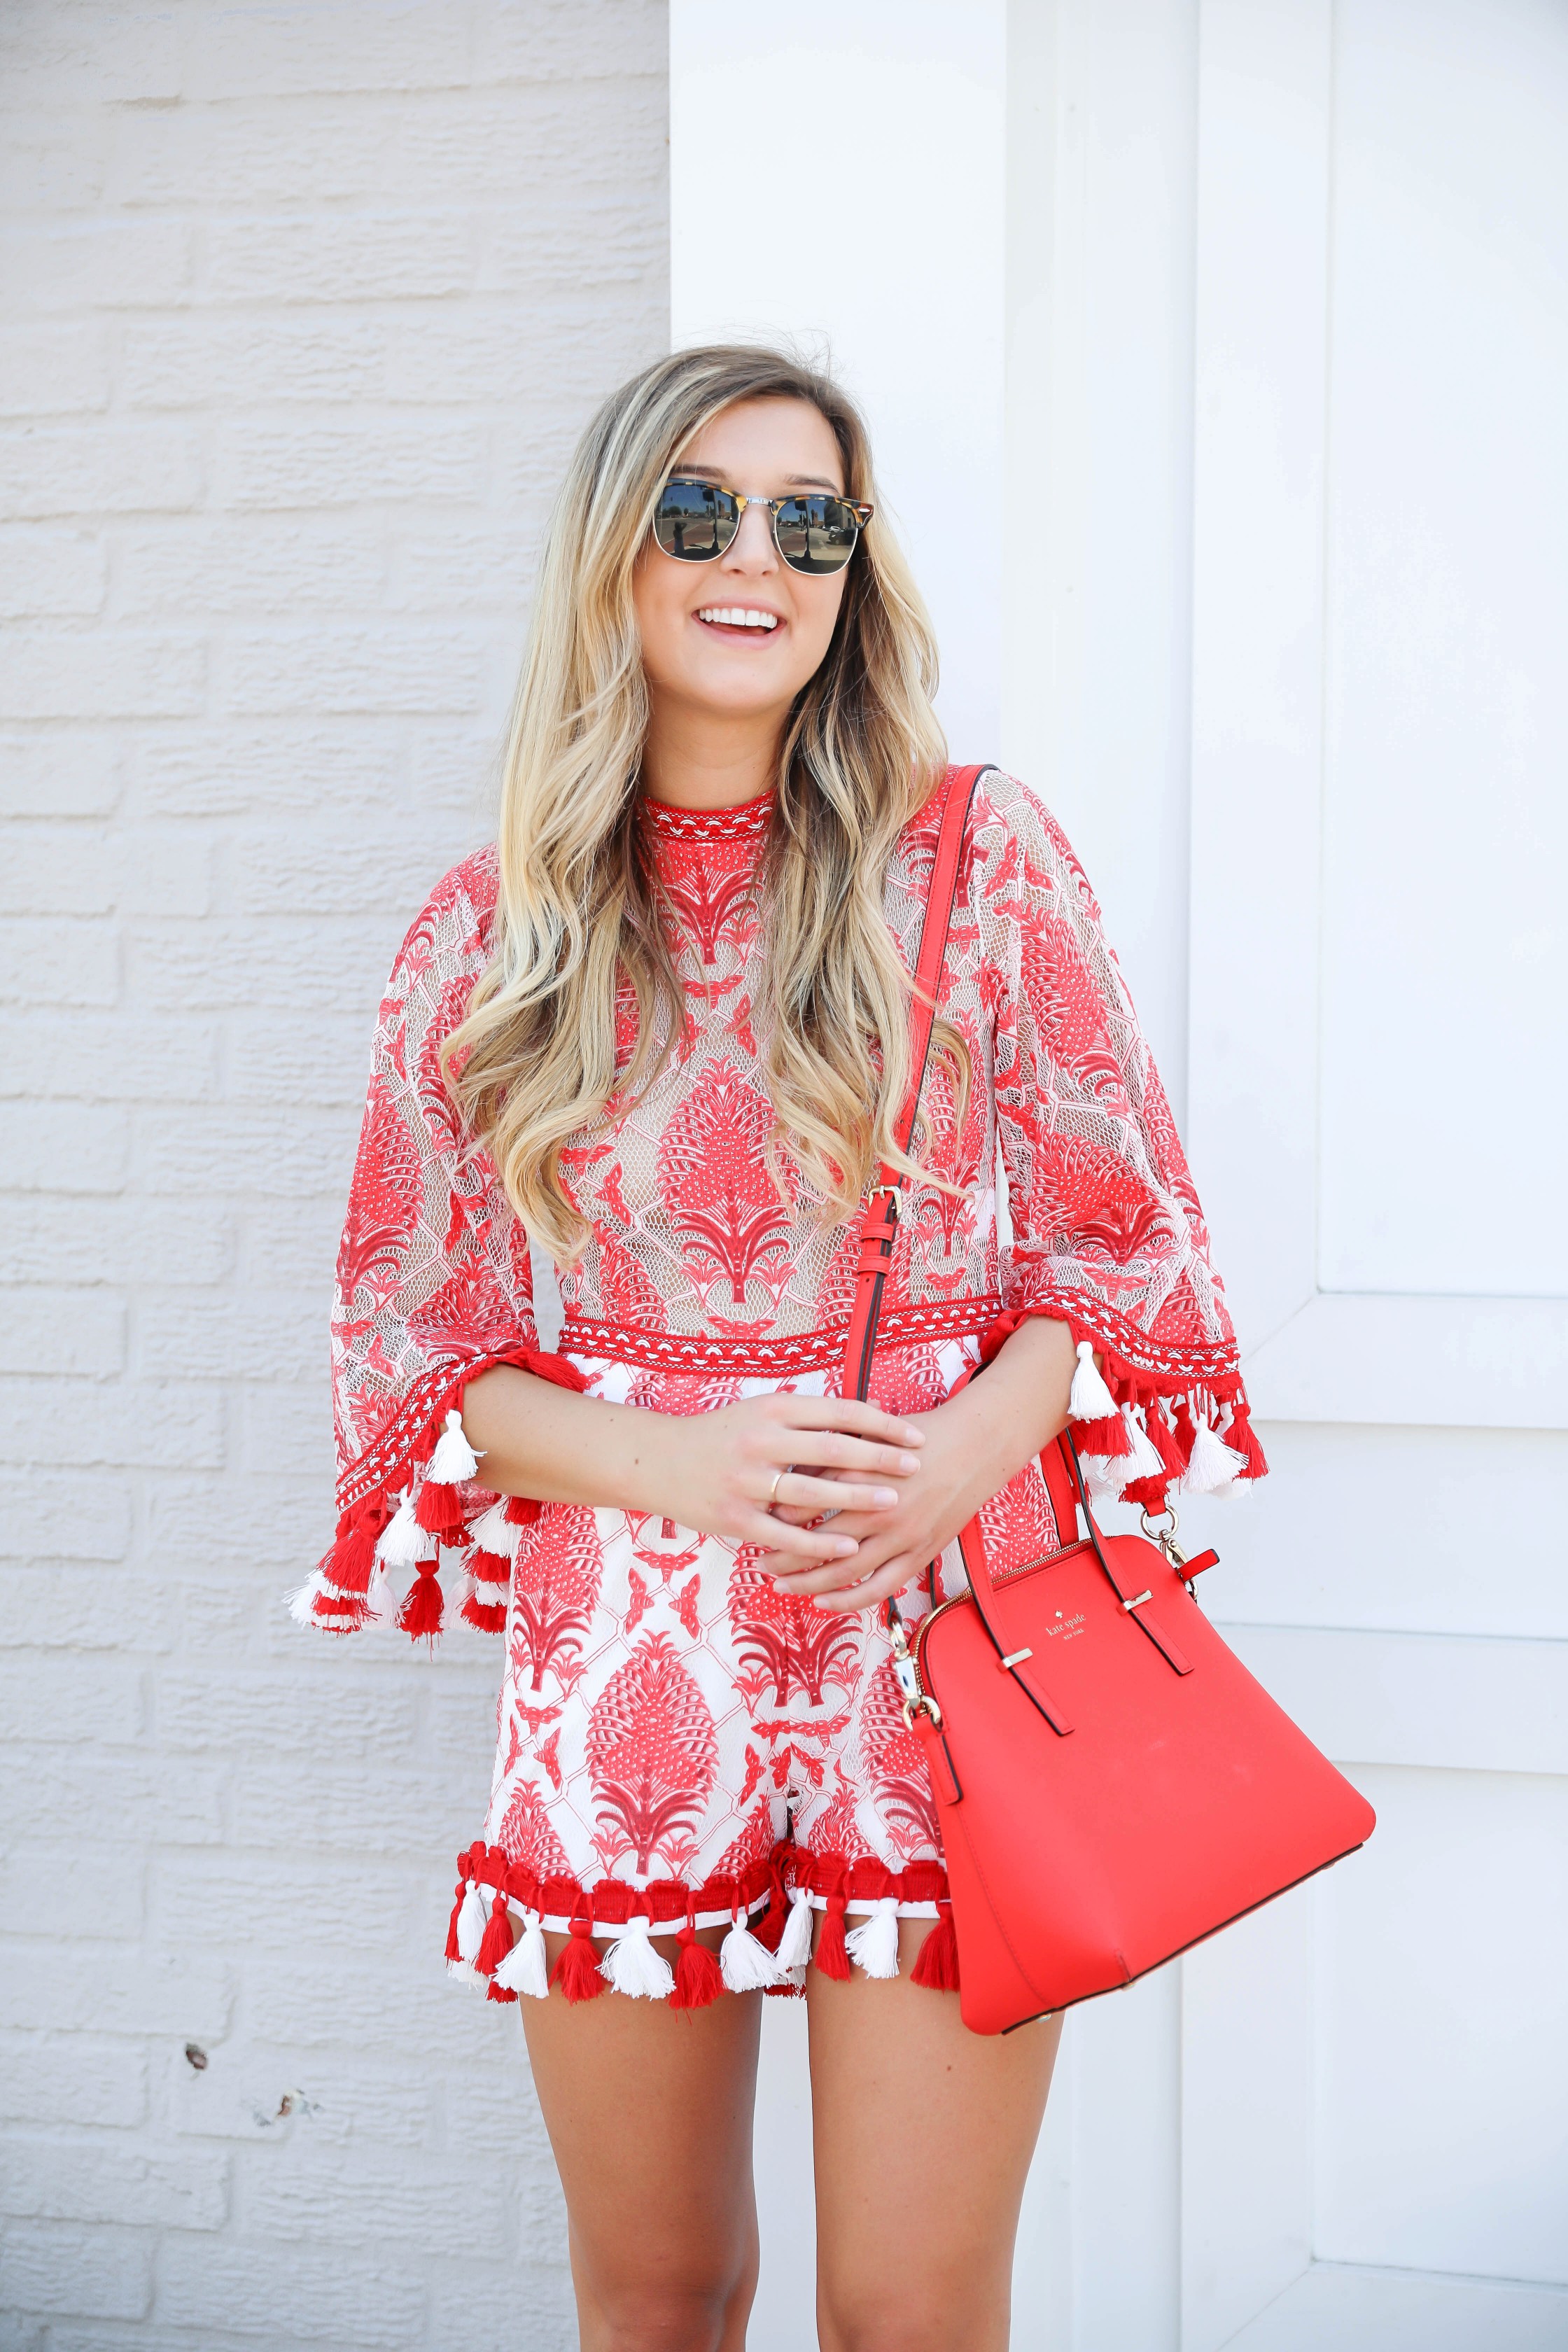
top-left (652, 477), bottom-right (874, 577)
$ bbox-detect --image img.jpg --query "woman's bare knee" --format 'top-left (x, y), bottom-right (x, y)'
top-left (584, 2259), bottom-right (756, 2352)
top-left (819, 2295), bottom-right (1004, 2352)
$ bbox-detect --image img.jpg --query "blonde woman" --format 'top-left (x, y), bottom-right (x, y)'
top-left (304, 346), bottom-right (1262, 2351)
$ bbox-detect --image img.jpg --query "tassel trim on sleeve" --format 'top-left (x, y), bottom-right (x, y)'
top-left (294, 1345), bottom-right (588, 1642)
top-left (981, 1298), bottom-right (1268, 1513)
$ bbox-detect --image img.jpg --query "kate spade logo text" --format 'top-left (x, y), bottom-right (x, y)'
top-left (1042, 1611), bottom-right (1086, 1641)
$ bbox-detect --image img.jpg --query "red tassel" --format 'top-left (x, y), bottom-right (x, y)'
top-left (1072, 1413), bottom-right (1129, 1460)
top-left (814, 1889), bottom-right (852, 1982)
top-left (752, 1874), bottom-right (788, 1955)
top-left (911, 1901), bottom-right (960, 1991)
top-left (522, 1351), bottom-right (590, 1396)
top-left (444, 1868), bottom-right (468, 1965)
top-left (486, 1976), bottom-right (518, 2003)
top-left (328, 1516), bottom-right (379, 1596)
top-left (504, 1495), bottom-right (540, 1526)
top-left (470, 1548), bottom-right (510, 1587)
top-left (397, 1558), bottom-right (444, 1640)
top-left (313, 1586), bottom-right (368, 1630)
top-left (1121, 1474), bottom-right (1169, 1513)
top-left (670, 1922), bottom-right (724, 2010)
top-left (1226, 1406), bottom-right (1269, 1480)
top-left (551, 1916), bottom-right (608, 2003)
top-left (477, 1891), bottom-right (514, 1978)
top-left (414, 1479), bottom-right (468, 1539)
top-left (460, 1594), bottom-right (506, 1634)
top-left (1146, 1403), bottom-right (1186, 1479)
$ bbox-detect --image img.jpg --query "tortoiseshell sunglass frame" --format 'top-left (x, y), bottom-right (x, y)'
top-left (652, 477), bottom-right (874, 576)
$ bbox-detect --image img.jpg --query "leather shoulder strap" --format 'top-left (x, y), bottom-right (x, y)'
top-left (840, 765), bottom-right (986, 1402)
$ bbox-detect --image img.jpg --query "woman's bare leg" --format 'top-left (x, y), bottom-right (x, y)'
top-left (521, 1930), bottom-right (762, 2352)
top-left (808, 1921), bottom-right (1063, 2352)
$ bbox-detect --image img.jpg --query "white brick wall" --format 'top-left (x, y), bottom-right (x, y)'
top-left (0, 6), bottom-right (668, 2343)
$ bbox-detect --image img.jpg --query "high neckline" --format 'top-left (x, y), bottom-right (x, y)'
top-left (638, 788), bottom-right (775, 844)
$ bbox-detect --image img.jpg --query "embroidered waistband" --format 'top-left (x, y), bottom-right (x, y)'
top-left (559, 1294), bottom-right (1002, 1377)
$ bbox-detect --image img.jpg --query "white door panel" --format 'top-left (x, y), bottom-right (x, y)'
top-left (1068, 1964), bottom-right (1182, 2351)
top-left (1180, 1889), bottom-right (1316, 2352)
top-left (1219, 1630), bottom-right (1568, 1777)
top-left (1186, 0), bottom-right (1568, 2325)
top-left (1319, 0), bottom-right (1568, 1300)
top-left (1178, 1424), bottom-right (1568, 1642)
top-left (1317, 1765), bottom-right (1568, 2284)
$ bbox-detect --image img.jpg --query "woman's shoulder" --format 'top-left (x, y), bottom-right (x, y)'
top-left (925, 766), bottom-right (1102, 927)
top-left (385, 845), bottom-right (500, 988)
top-left (374, 846), bottom-right (500, 1058)
top-left (970, 766), bottom-right (1083, 873)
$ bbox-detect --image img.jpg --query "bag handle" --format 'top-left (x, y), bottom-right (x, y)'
top-left (1038, 1433), bottom-right (1083, 1547)
top-left (1051, 1434), bottom-right (1194, 1676)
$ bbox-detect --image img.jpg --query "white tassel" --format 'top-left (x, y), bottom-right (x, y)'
top-left (426, 1407), bottom-right (480, 1484)
top-left (456, 1880), bottom-right (490, 1966)
top-left (1068, 1338), bottom-right (1117, 1422)
top-left (1121, 1406), bottom-right (1166, 1484)
top-left (286, 1569), bottom-right (328, 1627)
top-left (467, 1499), bottom-right (516, 1555)
top-left (844, 1896), bottom-right (902, 1980)
top-left (493, 1910), bottom-right (550, 1999)
top-left (599, 1914), bottom-right (676, 2001)
top-left (377, 1489), bottom-right (430, 1568)
top-left (1184, 1410), bottom-right (1247, 1496)
top-left (719, 1912), bottom-right (783, 1993)
top-left (1084, 1455), bottom-right (1128, 1502)
top-left (776, 1889), bottom-right (815, 1972)
top-left (364, 1559), bottom-right (401, 1629)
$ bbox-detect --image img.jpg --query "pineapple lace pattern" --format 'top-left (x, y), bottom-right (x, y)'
top-left (305, 770), bottom-right (1264, 2006)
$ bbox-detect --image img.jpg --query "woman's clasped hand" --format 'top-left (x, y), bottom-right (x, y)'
top-left (654, 1387), bottom-right (925, 1574)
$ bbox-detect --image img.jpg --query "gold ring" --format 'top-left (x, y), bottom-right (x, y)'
top-left (768, 1469), bottom-right (785, 1508)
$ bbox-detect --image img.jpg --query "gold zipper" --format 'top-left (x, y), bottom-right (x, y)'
top-left (899, 1589), bottom-right (967, 1722)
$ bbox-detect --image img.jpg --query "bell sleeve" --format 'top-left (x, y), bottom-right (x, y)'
top-left (295, 853), bottom-right (586, 1641)
top-left (976, 778), bottom-right (1266, 1511)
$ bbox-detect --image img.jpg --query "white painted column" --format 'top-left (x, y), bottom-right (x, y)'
top-left (669, 0), bottom-right (1007, 761)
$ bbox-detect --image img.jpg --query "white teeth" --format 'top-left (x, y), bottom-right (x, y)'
top-left (696, 607), bottom-right (778, 630)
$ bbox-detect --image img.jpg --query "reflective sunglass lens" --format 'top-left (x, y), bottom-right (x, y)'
top-left (653, 480), bottom-right (737, 560)
top-left (774, 495), bottom-right (860, 575)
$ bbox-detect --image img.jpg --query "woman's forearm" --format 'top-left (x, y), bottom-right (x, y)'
top-left (461, 1365), bottom-right (668, 1516)
top-left (931, 1312), bottom-right (1078, 1523)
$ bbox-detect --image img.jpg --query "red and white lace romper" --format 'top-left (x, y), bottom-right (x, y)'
top-left (308, 769), bottom-right (1258, 2000)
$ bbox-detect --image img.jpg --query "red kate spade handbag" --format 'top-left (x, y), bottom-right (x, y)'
top-left (846, 766), bottom-right (1376, 2036)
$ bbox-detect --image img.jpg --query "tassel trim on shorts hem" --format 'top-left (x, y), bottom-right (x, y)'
top-left (445, 1841), bottom-right (959, 2005)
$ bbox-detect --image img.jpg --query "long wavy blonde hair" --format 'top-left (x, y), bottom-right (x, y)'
top-left (444, 344), bottom-right (952, 1262)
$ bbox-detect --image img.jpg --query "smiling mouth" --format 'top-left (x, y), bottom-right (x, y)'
top-left (694, 606), bottom-right (780, 636)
